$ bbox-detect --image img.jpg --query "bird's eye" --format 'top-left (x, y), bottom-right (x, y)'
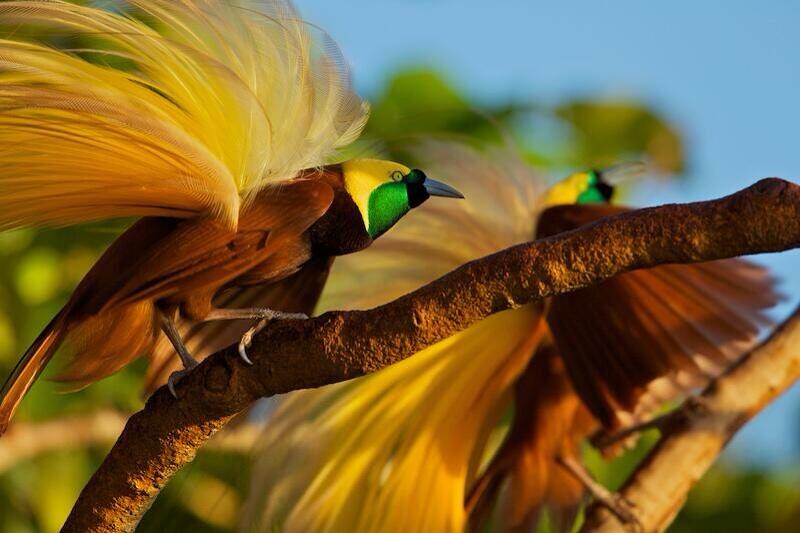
top-left (390, 170), bottom-right (404, 182)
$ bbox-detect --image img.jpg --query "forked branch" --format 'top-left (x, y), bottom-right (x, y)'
top-left (581, 304), bottom-right (800, 533)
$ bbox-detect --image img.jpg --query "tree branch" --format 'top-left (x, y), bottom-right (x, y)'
top-left (581, 303), bottom-right (800, 533)
top-left (62, 178), bottom-right (800, 532)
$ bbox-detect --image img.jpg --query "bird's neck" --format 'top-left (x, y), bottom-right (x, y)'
top-left (303, 166), bottom-right (373, 257)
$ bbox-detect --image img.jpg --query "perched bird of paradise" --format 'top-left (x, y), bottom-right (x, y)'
top-left (0, 0), bottom-right (464, 434)
top-left (244, 142), bottom-right (778, 532)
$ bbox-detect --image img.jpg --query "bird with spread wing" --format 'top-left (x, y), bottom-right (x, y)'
top-left (0, 0), bottom-right (463, 434)
top-left (244, 142), bottom-right (779, 533)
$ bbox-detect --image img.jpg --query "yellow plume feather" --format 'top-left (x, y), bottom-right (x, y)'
top-left (247, 308), bottom-right (543, 533)
top-left (0, 0), bottom-right (368, 229)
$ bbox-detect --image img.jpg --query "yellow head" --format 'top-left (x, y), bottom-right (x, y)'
top-left (542, 161), bottom-right (646, 207)
top-left (341, 159), bottom-right (464, 239)
top-left (542, 169), bottom-right (613, 207)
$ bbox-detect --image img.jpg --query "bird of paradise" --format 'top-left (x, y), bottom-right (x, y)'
top-left (243, 142), bottom-right (778, 532)
top-left (0, 0), bottom-right (464, 432)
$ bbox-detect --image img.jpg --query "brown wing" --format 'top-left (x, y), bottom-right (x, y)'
top-left (537, 204), bottom-right (780, 428)
top-left (101, 179), bottom-right (333, 310)
top-left (143, 256), bottom-right (334, 392)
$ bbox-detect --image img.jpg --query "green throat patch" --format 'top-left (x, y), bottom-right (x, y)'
top-left (367, 182), bottom-right (410, 238)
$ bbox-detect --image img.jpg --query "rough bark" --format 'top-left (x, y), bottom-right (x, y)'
top-left (581, 304), bottom-right (800, 533)
top-left (62, 178), bottom-right (800, 532)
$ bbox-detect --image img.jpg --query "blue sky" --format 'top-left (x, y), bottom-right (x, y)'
top-left (298, 0), bottom-right (800, 468)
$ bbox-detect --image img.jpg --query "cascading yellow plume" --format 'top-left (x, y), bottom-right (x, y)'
top-left (0, 0), bottom-right (368, 229)
top-left (242, 142), bottom-right (546, 532)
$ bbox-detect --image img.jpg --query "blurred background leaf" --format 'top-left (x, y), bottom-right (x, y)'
top-left (554, 100), bottom-right (684, 174)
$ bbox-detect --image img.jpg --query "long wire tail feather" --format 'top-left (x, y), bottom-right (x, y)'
top-left (0, 309), bottom-right (70, 435)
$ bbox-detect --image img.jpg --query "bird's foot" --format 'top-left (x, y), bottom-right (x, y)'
top-left (238, 311), bottom-right (308, 365)
top-left (160, 309), bottom-right (200, 398)
top-left (591, 412), bottom-right (673, 451)
top-left (588, 488), bottom-right (640, 531)
top-left (557, 455), bottom-right (641, 531)
top-left (253, 309), bottom-right (309, 321)
top-left (167, 360), bottom-right (198, 398)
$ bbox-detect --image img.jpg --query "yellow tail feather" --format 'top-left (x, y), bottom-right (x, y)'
top-left (245, 306), bottom-right (543, 532)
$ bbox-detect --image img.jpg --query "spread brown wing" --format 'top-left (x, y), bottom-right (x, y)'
top-left (143, 256), bottom-right (334, 392)
top-left (102, 179), bottom-right (333, 310)
top-left (537, 204), bottom-right (780, 428)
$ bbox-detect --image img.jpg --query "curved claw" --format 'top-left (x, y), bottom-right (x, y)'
top-left (237, 319), bottom-right (263, 366)
top-left (167, 375), bottom-right (178, 398)
top-left (238, 339), bottom-right (254, 366)
top-left (167, 366), bottom-right (196, 398)
top-left (236, 312), bottom-right (309, 366)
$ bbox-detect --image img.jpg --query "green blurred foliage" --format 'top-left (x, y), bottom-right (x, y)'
top-left (354, 67), bottom-right (684, 177)
top-left (673, 465), bottom-right (800, 532)
top-left (555, 100), bottom-right (684, 173)
top-left (362, 69), bottom-right (525, 155)
top-left (0, 56), bottom-right (793, 533)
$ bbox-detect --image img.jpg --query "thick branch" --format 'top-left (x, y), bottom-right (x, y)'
top-left (581, 305), bottom-right (800, 533)
top-left (63, 178), bottom-right (800, 532)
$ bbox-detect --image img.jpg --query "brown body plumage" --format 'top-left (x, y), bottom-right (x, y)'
top-left (0, 166), bottom-right (410, 432)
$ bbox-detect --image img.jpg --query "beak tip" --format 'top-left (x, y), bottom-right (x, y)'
top-left (424, 178), bottom-right (465, 199)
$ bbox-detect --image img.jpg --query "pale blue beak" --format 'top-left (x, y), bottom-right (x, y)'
top-left (424, 178), bottom-right (464, 199)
